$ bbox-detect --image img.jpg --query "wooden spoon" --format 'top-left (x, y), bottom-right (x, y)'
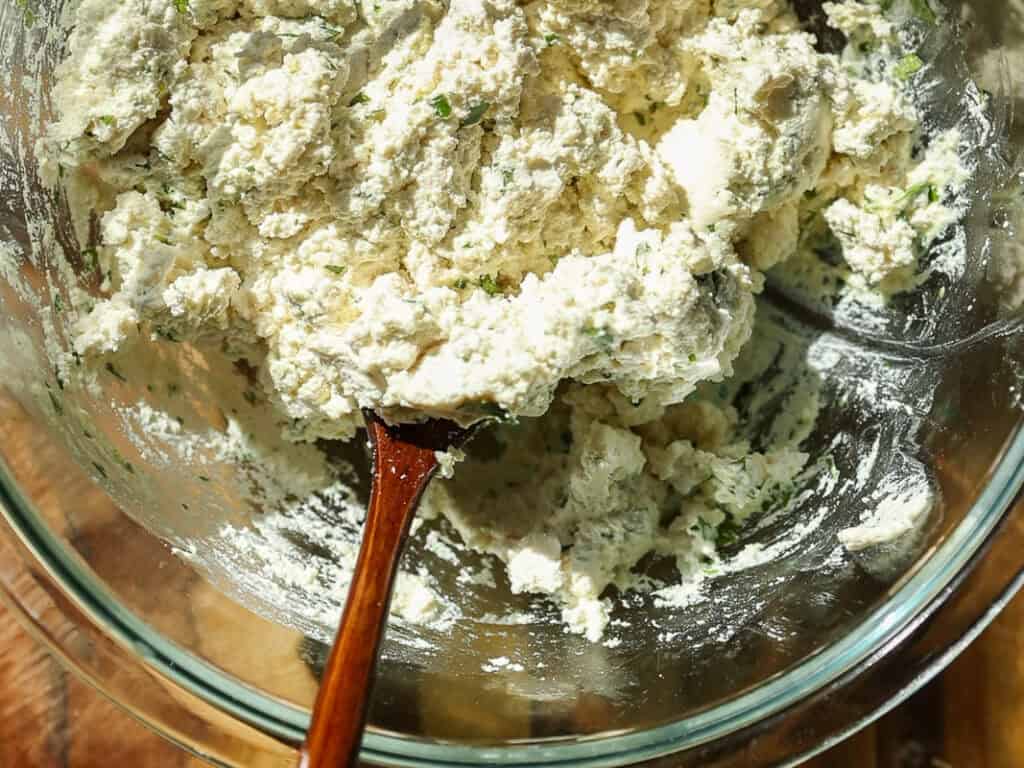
top-left (299, 410), bottom-right (474, 768)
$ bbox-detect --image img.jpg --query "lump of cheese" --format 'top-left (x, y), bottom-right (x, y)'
top-left (44, 0), bottom-right (943, 441)
top-left (42, 0), bottom-right (972, 640)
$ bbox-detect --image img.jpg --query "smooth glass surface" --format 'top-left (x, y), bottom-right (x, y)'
top-left (2, 1), bottom-right (1024, 766)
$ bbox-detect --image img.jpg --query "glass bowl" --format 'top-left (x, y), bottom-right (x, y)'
top-left (2, 1), bottom-right (1024, 766)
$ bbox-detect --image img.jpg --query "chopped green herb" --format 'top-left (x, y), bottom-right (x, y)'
top-left (15, 0), bottom-right (36, 25)
top-left (478, 273), bottom-right (501, 296)
top-left (155, 327), bottom-right (181, 343)
top-left (92, 462), bottom-right (108, 479)
top-left (52, 294), bottom-right (63, 313)
top-left (633, 111), bottom-right (647, 127)
top-left (320, 21), bottom-right (343, 38)
top-left (48, 390), bottom-right (63, 415)
top-left (105, 362), bottom-right (127, 383)
top-left (928, 185), bottom-right (940, 203)
top-left (688, 353), bottom-right (697, 363)
top-left (173, 0), bottom-right (188, 14)
top-left (909, 0), bottom-right (936, 23)
top-left (635, 242), bottom-right (652, 257)
top-left (198, 475), bottom-right (211, 482)
top-left (430, 94), bottom-right (452, 119)
top-left (544, 32), bottom-right (560, 46)
top-left (695, 517), bottom-right (716, 541)
top-left (903, 182), bottom-right (936, 207)
top-left (452, 277), bottom-right (469, 290)
top-left (717, 518), bottom-right (743, 547)
top-left (155, 233), bottom-right (173, 245)
top-left (582, 324), bottom-right (615, 348)
top-left (501, 168), bottom-right (515, 189)
top-left (324, 264), bottom-right (347, 275)
top-left (893, 53), bottom-right (923, 80)
top-left (348, 91), bottom-right (370, 107)
top-left (98, 115), bottom-right (115, 127)
top-left (460, 101), bottom-right (490, 128)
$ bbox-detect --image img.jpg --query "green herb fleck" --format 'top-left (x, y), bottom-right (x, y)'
top-left (478, 273), bottom-right (501, 296)
top-left (15, 0), bottom-right (37, 24)
top-left (909, 0), bottom-right (936, 23)
top-left (544, 32), bottom-right (560, 46)
top-left (452, 277), bottom-right (469, 290)
top-left (198, 475), bottom-right (211, 482)
top-left (173, 0), bottom-right (188, 14)
top-left (430, 94), bottom-right (452, 119)
top-left (633, 111), bottom-right (647, 127)
top-left (348, 92), bottom-right (370, 107)
top-left (105, 362), bottom-right (127, 383)
top-left (717, 518), bottom-right (743, 548)
top-left (460, 101), bottom-right (490, 128)
top-left (92, 462), bottom-right (108, 480)
top-left (320, 21), bottom-right (343, 38)
top-left (48, 390), bottom-right (63, 415)
top-left (582, 324), bottom-right (615, 348)
top-left (98, 115), bottom-right (115, 127)
top-left (52, 294), bottom-right (63, 313)
top-left (893, 53), bottom-right (923, 80)
top-left (155, 233), bottom-right (173, 245)
top-left (324, 264), bottom-right (347, 275)
top-left (695, 517), bottom-right (716, 541)
top-left (501, 168), bottom-right (515, 189)
top-left (903, 182), bottom-right (936, 207)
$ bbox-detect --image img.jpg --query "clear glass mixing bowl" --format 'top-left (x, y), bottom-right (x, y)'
top-left (2, 1), bottom-right (1024, 766)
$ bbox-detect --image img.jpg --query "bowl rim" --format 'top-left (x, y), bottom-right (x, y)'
top-left (0, 421), bottom-right (1022, 767)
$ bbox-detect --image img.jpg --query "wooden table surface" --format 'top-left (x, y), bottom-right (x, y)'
top-left (1, 583), bottom-right (1021, 768)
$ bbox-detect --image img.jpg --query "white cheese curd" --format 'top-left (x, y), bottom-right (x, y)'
top-left (42, 0), bottom-right (970, 638)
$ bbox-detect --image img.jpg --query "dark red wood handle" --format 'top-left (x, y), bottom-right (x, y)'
top-left (299, 417), bottom-right (440, 768)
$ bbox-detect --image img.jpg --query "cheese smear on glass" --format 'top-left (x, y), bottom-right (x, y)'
top-left (42, 0), bottom-right (967, 639)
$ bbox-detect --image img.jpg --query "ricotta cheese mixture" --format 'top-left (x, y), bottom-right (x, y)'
top-left (41, 0), bottom-right (969, 639)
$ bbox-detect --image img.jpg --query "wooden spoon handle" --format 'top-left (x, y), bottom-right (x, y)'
top-left (299, 416), bottom-right (441, 768)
